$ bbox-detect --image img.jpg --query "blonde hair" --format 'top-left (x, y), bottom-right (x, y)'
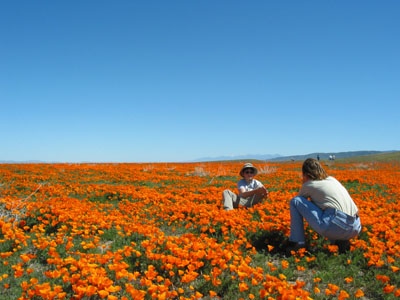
top-left (302, 158), bottom-right (328, 180)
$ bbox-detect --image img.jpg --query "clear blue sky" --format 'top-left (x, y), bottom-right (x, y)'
top-left (1, 1), bottom-right (399, 162)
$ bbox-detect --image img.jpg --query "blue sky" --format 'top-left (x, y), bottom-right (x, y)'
top-left (1, 1), bottom-right (399, 162)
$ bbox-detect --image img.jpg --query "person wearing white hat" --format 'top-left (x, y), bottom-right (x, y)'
top-left (222, 163), bottom-right (269, 211)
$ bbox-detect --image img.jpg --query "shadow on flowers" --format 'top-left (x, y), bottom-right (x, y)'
top-left (248, 230), bottom-right (289, 255)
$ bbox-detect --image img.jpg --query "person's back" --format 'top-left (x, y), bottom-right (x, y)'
top-left (300, 176), bottom-right (358, 216)
top-left (287, 158), bottom-right (361, 253)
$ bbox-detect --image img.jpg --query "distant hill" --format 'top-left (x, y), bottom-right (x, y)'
top-left (191, 151), bottom-right (397, 163)
top-left (336, 151), bottom-right (400, 163)
top-left (267, 150), bottom-right (397, 162)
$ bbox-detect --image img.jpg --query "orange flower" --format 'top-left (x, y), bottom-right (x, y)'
top-left (19, 254), bottom-right (31, 263)
top-left (338, 290), bottom-right (350, 300)
top-left (209, 290), bottom-right (217, 297)
top-left (325, 283), bottom-right (340, 296)
top-left (355, 289), bottom-right (364, 297)
top-left (98, 290), bottom-right (109, 299)
top-left (391, 266), bottom-right (399, 272)
top-left (239, 282), bottom-right (249, 292)
top-left (383, 284), bottom-right (396, 294)
top-left (281, 260), bottom-right (289, 269)
top-left (327, 245), bottom-right (338, 253)
top-left (376, 274), bottom-right (390, 284)
top-left (344, 277), bottom-right (353, 283)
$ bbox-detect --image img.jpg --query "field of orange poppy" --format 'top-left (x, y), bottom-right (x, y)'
top-left (1, 161), bottom-right (399, 299)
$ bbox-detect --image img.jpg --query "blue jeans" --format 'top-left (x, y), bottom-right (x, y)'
top-left (289, 196), bottom-right (362, 243)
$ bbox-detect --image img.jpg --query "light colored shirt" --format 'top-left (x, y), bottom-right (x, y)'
top-left (299, 176), bottom-right (358, 216)
top-left (237, 179), bottom-right (263, 193)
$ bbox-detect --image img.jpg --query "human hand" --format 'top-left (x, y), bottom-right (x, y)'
top-left (257, 186), bottom-right (269, 198)
top-left (263, 188), bottom-right (269, 198)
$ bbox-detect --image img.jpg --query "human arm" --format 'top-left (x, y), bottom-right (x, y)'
top-left (298, 184), bottom-right (309, 199)
top-left (298, 174), bottom-right (311, 198)
top-left (239, 187), bottom-right (268, 198)
top-left (238, 181), bottom-right (269, 199)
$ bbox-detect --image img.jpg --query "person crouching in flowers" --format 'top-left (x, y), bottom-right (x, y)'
top-left (288, 158), bottom-right (361, 253)
top-left (222, 163), bottom-right (269, 211)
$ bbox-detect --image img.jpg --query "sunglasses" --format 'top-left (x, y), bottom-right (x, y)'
top-left (244, 170), bottom-right (254, 174)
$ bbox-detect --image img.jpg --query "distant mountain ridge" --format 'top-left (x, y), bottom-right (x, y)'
top-left (192, 154), bottom-right (282, 162)
top-left (268, 150), bottom-right (396, 161)
top-left (0, 160), bottom-right (49, 164)
top-left (192, 150), bottom-right (397, 162)
top-left (1, 151), bottom-right (397, 164)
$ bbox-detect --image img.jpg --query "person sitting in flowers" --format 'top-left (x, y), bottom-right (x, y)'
top-left (222, 163), bottom-right (269, 211)
top-left (288, 158), bottom-right (361, 253)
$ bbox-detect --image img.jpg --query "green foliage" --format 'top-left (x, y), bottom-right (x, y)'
top-left (88, 192), bottom-right (124, 204)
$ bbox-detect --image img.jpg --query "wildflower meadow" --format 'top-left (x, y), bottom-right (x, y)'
top-left (1, 160), bottom-right (399, 299)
